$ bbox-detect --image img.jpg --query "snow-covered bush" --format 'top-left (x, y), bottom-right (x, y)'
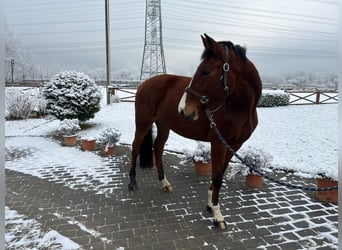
top-left (111, 95), bottom-right (120, 103)
top-left (97, 127), bottom-right (121, 147)
top-left (5, 88), bottom-right (47, 120)
top-left (57, 119), bottom-right (81, 136)
top-left (228, 147), bottom-right (272, 179)
top-left (258, 90), bottom-right (290, 107)
top-left (41, 71), bottom-right (101, 121)
top-left (181, 142), bottom-right (211, 164)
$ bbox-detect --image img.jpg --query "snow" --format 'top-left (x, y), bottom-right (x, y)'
top-left (5, 207), bottom-right (80, 250)
top-left (5, 101), bottom-right (337, 180)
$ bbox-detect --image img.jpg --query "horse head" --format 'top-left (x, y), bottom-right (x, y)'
top-left (178, 34), bottom-right (249, 120)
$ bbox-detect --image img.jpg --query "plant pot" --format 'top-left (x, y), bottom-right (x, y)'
top-left (101, 145), bottom-right (115, 156)
top-left (246, 173), bottom-right (263, 188)
top-left (82, 139), bottom-right (97, 151)
top-left (194, 161), bottom-right (211, 176)
top-left (63, 135), bottom-right (77, 146)
top-left (316, 177), bottom-right (338, 203)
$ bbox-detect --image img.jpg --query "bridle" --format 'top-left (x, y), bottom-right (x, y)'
top-left (185, 45), bottom-right (231, 127)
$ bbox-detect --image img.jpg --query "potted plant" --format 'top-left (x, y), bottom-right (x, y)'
top-left (316, 174), bottom-right (338, 203)
top-left (81, 136), bottom-right (97, 151)
top-left (228, 147), bottom-right (272, 188)
top-left (182, 142), bottom-right (211, 176)
top-left (97, 127), bottom-right (121, 156)
top-left (57, 119), bottom-right (81, 146)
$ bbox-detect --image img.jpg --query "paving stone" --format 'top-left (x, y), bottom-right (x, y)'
top-left (296, 228), bottom-right (318, 237)
top-left (291, 205), bottom-right (309, 212)
top-left (293, 220), bottom-right (310, 228)
top-left (242, 237), bottom-right (268, 248)
top-left (152, 240), bottom-right (176, 250)
top-left (263, 234), bottom-right (287, 245)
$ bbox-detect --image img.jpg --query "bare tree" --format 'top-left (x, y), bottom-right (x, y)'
top-left (5, 23), bottom-right (34, 82)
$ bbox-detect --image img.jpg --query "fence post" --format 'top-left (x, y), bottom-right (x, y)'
top-left (315, 90), bottom-right (320, 104)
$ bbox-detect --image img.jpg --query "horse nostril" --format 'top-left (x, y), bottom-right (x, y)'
top-left (179, 109), bottom-right (185, 117)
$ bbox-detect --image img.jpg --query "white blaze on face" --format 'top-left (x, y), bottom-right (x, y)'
top-left (178, 79), bottom-right (193, 113)
top-left (178, 92), bottom-right (187, 113)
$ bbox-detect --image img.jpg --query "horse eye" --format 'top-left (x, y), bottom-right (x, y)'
top-left (201, 70), bottom-right (210, 77)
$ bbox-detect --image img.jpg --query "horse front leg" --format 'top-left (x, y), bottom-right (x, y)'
top-left (207, 143), bottom-right (227, 229)
top-left (154, 124), bottom-right (173, 192)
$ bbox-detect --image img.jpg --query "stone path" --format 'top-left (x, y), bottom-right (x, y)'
top-left (5, 139), bottom-right (338, 249)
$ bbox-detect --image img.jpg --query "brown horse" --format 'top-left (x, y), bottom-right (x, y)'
top-left (129, 34), bottom-right (262, 229)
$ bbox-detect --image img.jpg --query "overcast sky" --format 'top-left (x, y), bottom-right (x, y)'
top-left (5, 0), bottom-right (339, 77)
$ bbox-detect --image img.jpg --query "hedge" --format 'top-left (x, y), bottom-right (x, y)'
top-left (257, 90), bottom-right (290, 107)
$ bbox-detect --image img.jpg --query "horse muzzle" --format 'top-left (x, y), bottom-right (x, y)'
top-left (178, 92), bottom-right (199, 121)
top-left (179, 108), bottom-right (198, 121)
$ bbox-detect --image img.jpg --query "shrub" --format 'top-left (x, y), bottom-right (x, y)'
top-left (41, 71), bottom-right (101, 121)
top-left (5, 88), bottom-right (47, 120)
top-left (227, 147), bottom-right (272, 179)
top-left (258, 90), bottom-right (290, 107)
top-left (97, 127), bottom-right (121, 147)
top-left (57, 119), bottom-right (81, 136)
top-left (181, 142), bottom-right (211, 164)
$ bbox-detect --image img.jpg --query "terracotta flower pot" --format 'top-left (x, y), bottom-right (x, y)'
top-left (316, 178), bottom-right (338, 203)
top-left (101, 145), bottom-right (115, 156)
top-left (194, 161), bottom-right (211, 176)
top-left (82, 139), bottom-right (97, 151)
top-left (63, 135), bottom-right (77, 146)
top-left (246, 173), bottom-right (263, 188)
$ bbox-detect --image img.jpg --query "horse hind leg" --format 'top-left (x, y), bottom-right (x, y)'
top-left (154, 122), bottom-right (173, 192)
top-left (129, 123), bottom-right (153, 191)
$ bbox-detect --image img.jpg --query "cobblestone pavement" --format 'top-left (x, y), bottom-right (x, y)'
top-left (5, 139), bottom-right (338, 249)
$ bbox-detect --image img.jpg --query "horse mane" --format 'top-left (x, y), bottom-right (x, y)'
top-left (201, 41), bottom-right (247, 62)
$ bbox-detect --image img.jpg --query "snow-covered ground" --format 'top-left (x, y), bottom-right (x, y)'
top-left (5, 94), bottom-right (337, 249)
top-left (5, 207), bottom-right (80, 250)
top-left (6, 101), bottom-right (338, 180)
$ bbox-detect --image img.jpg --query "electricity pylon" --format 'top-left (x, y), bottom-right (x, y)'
top-left (140, 0), bottom-right (166, 81)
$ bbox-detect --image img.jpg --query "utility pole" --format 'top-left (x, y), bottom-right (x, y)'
top-left (10, 59), bottom-right (14, 83)
top-left (140, 0), bottom-right (166, 81)
top-left (105, 0), bottom-right (111, 104)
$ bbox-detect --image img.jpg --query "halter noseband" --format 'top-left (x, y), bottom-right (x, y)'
top-left (185, 45), bottom-right (230, 116)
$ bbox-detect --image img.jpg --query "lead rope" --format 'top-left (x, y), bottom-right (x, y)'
top-left (206, 108), bottom-right (338, 192)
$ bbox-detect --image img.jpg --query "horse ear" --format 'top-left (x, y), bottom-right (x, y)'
top-left (201, 34), bottom-right (221, 55)
top-left (202, 34), bottom-right (222, 58)
top-left (201, 33), bottom-right (216, 49)
top-left (201, 34), bottom-right (210, 49)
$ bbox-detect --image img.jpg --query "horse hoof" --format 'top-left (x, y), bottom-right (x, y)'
top-left (128, 183), bottom-right (137, 191)
top-left (162, 185), bottom-right (173, 192)
top-left (213, 220), bottom-right (227, 230)
top-left (206, 205), bottom-right (212, 213)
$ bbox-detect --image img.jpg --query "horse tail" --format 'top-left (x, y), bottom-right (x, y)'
top-left (139, 127), bottom-right (153, 168)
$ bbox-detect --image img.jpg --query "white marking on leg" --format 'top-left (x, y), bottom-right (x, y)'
top-left (212, 204), bottom-right (224, 222)
top-left (161, 176), bottom-right (171, 188)
top-left (208, 190), bottom-right (213, 209)
top-left (161, 176), bottom-right (173, 191)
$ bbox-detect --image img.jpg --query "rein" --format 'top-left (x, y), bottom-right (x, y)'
top-left (185, 46), bottom-right (230, 117)
top-left (209, 119), bottom-right (338, 191)
top-left (188, 46), bottom-right (337, 192)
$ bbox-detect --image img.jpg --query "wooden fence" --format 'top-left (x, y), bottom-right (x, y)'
top-left (108, 86), bottom-right (136, 102)
top-left (111, 87), bottom-right (339, 105)
top-left (5, 83), bottom-right (338, 105)
top-left (287, 90), bottom-right (338, 105)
